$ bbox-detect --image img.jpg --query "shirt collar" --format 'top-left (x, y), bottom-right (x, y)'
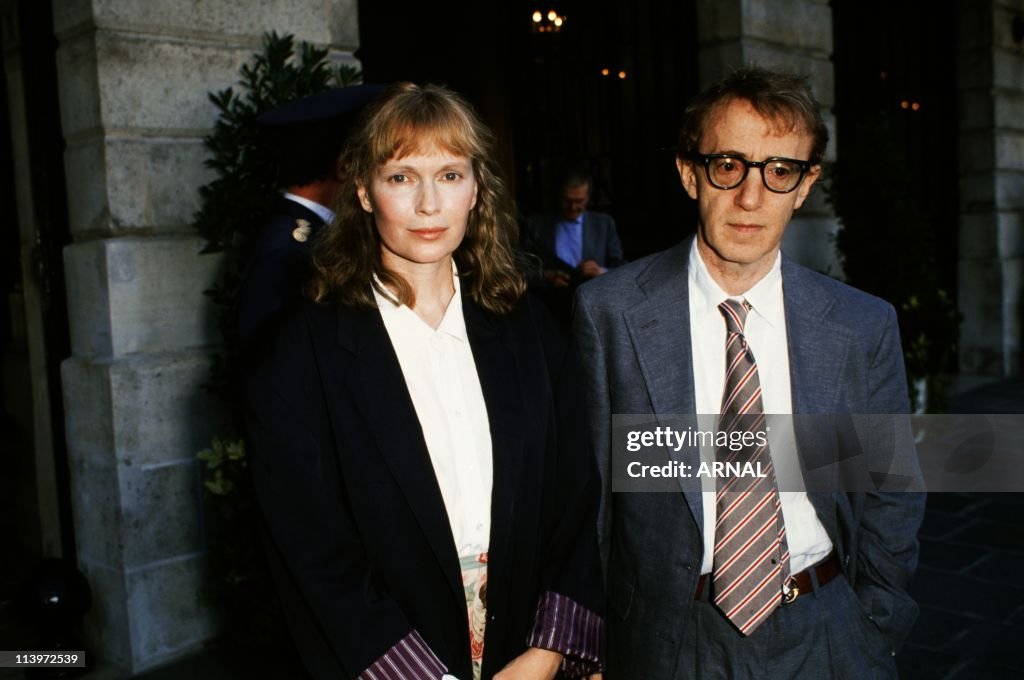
top-left (688, 239), bottom-right (784, 328)
top-left (558, 213), bottom-right (584, 228)
top-left (742, 253), bottom-right (783, 327)
top-left (283, 192), bottom-right (336, 225)
top-left (372, 260), bottom-right (469, 343)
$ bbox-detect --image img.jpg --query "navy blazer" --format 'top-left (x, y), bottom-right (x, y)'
top-left (245, 291), bottom-right (603, 679)
top-left (573, 238), bottom-right (925, 679)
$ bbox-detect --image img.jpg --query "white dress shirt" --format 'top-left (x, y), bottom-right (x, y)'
top-left (283, 192), bottom-right (336, 224)
top-left (373, 269), bottom-right (493, 556)
top-left (688, 240), bottom-right (832, 576)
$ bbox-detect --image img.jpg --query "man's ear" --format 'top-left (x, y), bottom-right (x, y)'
top-left (676, 155), bottom-right (699, 200)
top-left (793, 164), bottom-right (822, 210)
top-left (356, 182), bottom-right (373, 213)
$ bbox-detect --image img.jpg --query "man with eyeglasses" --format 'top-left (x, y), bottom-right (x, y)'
top-left (574, 67), bottom-right (924, 678)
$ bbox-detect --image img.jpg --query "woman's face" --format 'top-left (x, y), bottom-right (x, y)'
top-left (357, 148), bottom-right (478, 272)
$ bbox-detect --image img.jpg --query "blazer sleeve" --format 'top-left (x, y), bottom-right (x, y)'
top-left (521, 215), bottom-right (550, 267)
top-left (523, 299), bottom-right (606, 675)
top-left (852, 303), bottom-right (926, 652)
top-left (570, 285), bottom-right (614, 571)
top-left (245, 312), bottom-right (448, 680)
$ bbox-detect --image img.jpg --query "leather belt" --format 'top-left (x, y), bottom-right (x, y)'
top-left (694, 552), bottom-right (841, 605)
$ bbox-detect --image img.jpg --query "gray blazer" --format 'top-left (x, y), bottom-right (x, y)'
top-left (573, 238), bottom-right (924, 678)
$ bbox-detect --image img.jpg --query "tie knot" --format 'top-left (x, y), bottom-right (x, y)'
top-left (718, 298), bottom-right (751, 334)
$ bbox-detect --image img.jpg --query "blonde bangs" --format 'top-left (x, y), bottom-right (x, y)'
top-left (363, 90), bottom-right (487, 169)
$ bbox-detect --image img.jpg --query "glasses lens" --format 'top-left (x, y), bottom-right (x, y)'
top-left (707, 156), bottom-right (747, 189)
top-left (763, 160), bottom-right (802, 192)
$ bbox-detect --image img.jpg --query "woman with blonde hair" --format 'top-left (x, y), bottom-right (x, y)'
top-left (245, 82), bottom-right (604, 680)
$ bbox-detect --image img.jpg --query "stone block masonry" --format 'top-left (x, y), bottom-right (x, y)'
top-left (53, 0), bottom-right (360, 673)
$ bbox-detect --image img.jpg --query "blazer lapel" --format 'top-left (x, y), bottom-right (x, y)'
top-left (461, 297), bottom-right (524, 602)
top-left (623, 239), bottom-right (703, 530)
top-left (336, 308), bottom-right (464, 602)
top-left (781, 257), bottom-right (851, 415)
top-left (781, 257), bottom-right (852, 539)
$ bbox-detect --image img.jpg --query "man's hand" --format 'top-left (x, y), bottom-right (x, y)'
top-left (579, 259), bottom-right (606, 279)
top-left (493, 647), bottom-right (562, 680)
top-left (543, 269), bottom-right (572, 288)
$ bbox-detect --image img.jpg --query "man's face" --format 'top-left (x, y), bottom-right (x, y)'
top-left (560, 183), bottom-right (590, 221)
top-left (677, 98), bottom-right (820, 281)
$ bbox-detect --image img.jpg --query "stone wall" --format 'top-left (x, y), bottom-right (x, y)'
top-left (957, 0), bottom-right (1024, 381)
top-left (52, 0), bottom-right (359, 673)
top-left (694, 0), bottom-right (839, 275)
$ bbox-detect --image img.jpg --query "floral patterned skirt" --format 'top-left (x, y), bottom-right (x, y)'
top-left (459, 552), bottom-right (488, 680)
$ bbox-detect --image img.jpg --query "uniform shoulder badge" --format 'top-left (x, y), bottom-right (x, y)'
top-left (292, 219), bottom-right (312, 243)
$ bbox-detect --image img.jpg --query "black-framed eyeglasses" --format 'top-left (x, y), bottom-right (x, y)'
top-left (688, 153), bottom-right (813, 194)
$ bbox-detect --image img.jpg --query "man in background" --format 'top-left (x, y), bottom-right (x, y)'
top-left (527, 170), bottom-right (625, 286)
top-left (238, 84), bottom-right (383, 348)
top-left (525, 170), bottom-right (625, 321)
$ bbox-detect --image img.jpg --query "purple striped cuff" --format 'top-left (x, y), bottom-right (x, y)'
top-left (526, 591), bottom-right (605, 676)
top-left (359, 630), bottom-right (447, 680)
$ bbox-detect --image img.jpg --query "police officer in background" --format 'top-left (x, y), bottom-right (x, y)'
top-left (238, 84), bottom-right (384, 349)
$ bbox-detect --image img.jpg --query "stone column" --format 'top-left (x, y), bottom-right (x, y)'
top-left (957, 0), bottom-right (1024, 382)
top-left (694, 0), bottom-right (838, 274)
top-left (52, 0), bottom-right (359, 673)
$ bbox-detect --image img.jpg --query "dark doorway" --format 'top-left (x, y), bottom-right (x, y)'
top-left (0, 0), bottom-right (75, 634)
top-left (832, 1), bottom-right (960, 292)
top-left (831, 1), bottom-right (961, 406)
top-left (357, 0), bottom-right (700, 260)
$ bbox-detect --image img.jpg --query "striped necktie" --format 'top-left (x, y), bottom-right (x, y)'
top-left (712, 298), bottom-right (790, 635)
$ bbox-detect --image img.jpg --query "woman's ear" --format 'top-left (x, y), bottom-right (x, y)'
top-left (356, 182), bottom-right (373, 213)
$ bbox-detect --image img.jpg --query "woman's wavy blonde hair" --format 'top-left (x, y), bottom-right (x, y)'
top-left (309, 82), bottom-right (526, 315)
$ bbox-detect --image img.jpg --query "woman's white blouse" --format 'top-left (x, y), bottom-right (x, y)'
top-left (373, 271), bottom-right (493, 556)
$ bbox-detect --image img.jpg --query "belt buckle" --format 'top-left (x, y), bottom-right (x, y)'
top-left (782, 575), bottom-right (799, 605)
